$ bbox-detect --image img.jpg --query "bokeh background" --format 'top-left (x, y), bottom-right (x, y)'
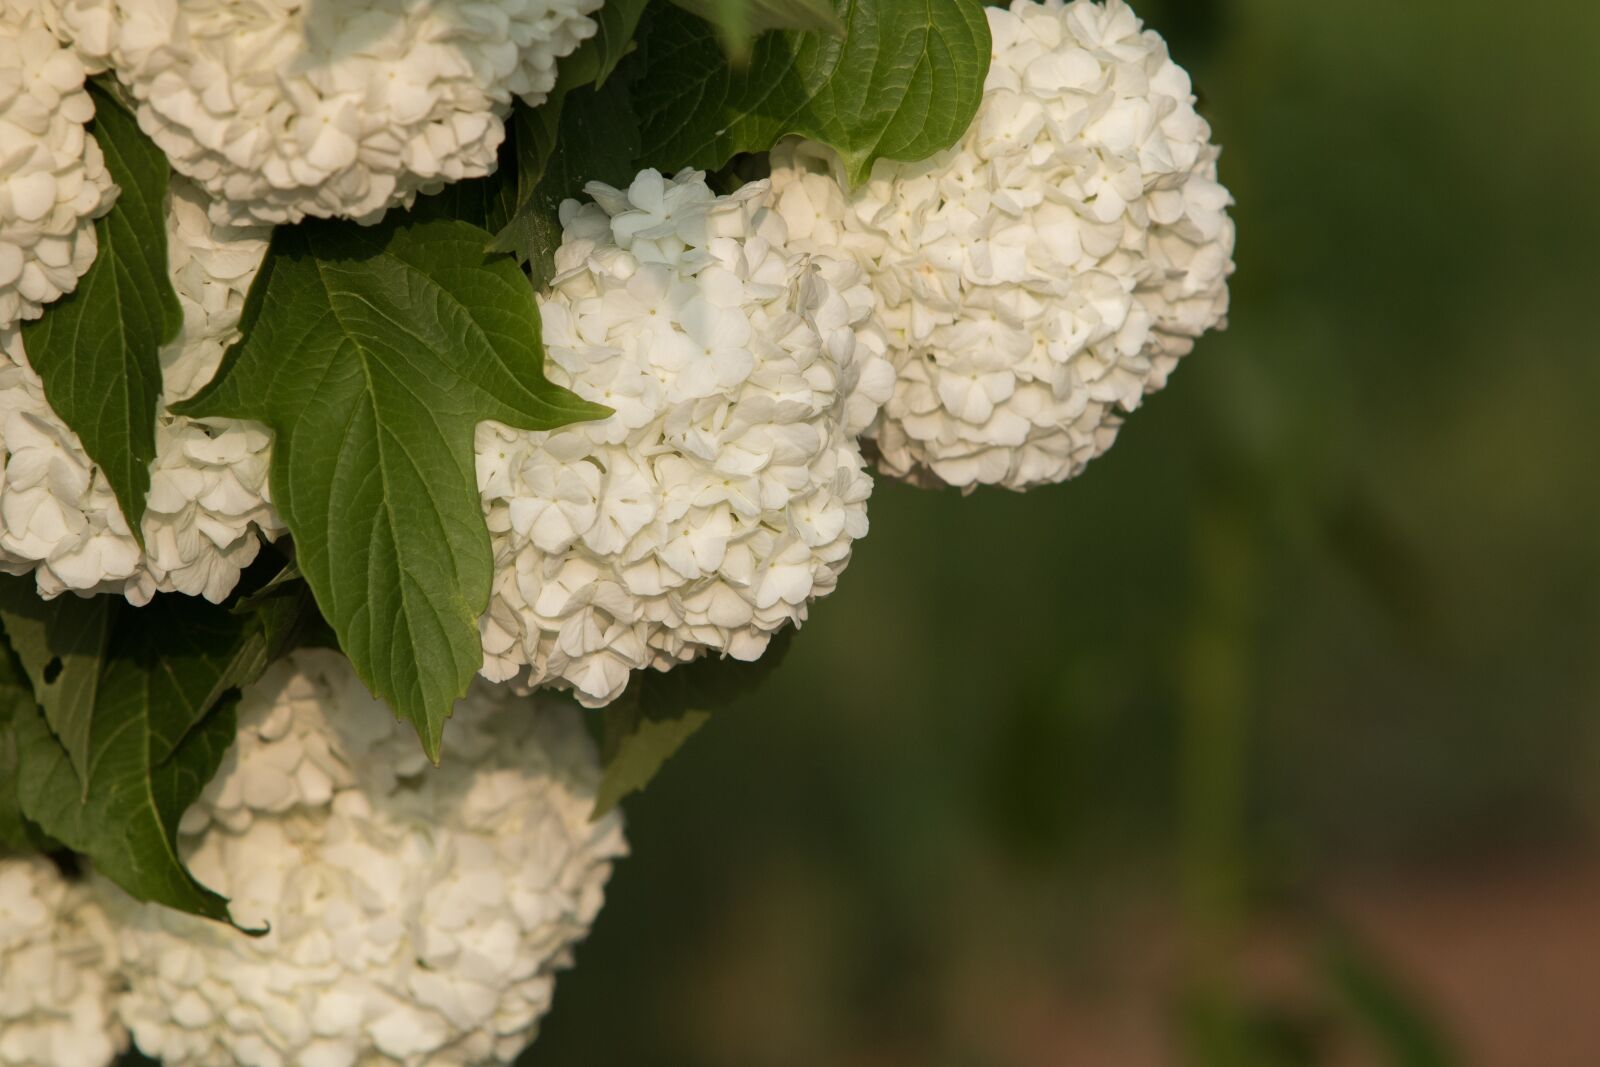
top-left (519, 0), bottom-right (1600, 1063)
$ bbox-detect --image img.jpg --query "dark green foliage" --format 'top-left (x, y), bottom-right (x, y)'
top-left (174, 218), bottom-right (606, 761)
top-left (18, 86), bottom-right (182, 542)
top-left (594, 631), bottom-right (793, 815)
top-left (2, 578), bottom-right (322, 926)
top-left (632, 0), bottom-right (990, 184)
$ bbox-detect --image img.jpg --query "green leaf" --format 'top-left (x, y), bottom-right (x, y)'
top-left (669, 0), bottom-right (844, 59)
top-left (0, 579), bottom-right (111, 792)
top-left (471, 0), bottom-right (647, 270)
top-left (536, 79), bottom-right (645, 206)
top-left (487, 0), bottom-right (649, 277)
top-left (561, 0), bottom-right (653, 90)
top-left (484, 104), bottom-right (563, 273)
top-left (229, 558), bottom-right (340, 655)
top-left (174, 217), bottom-right (607, 762)
top-left (405, 153), bottom-right (521, 237)
top-left (594, 700), bottom-right (711, 818)
top-left (490, 74), bottom-right (644, 287)
top-left (18, 84), bottom-right (182, 543)
top-left (0, 637), bottom-right (37, 852)
top-left (88, 72), bottom-right (139, 115)
top-left (512, 96), bottom-right (563, 198)
top-left (593, 630), bottom-right (793, 816)
top-left (13, 595), bottom-right (275, 926)
top-left (633, 0), bottom-right (991, 184)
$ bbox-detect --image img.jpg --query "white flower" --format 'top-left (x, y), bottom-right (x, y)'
top-left (63, 0), bottom-right (601, 226)
top-left (19, 0), bottom-right (117, 72)
top-left (0, 176), bottom-right (282, 603)
top-left (769, 0), bottom-right (1235, 492)
top-left (104, 648), bottom-right (627, 1067)
top-left (476, 168), bottom-right (893, 707)
top-left (0, 3), bottom-right (118, 330)
top-left (0, 856), bottom-right (126, 1067)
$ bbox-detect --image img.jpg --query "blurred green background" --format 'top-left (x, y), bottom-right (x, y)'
top-left (519, 0), bottom-right (1600, 1064)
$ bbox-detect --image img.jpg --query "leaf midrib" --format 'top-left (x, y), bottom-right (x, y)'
top-left (306, 255), bottom-right (469, 756)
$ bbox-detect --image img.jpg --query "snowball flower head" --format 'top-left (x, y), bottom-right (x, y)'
top-left (770, 0), bottom-right (1235, 491)
top-left (103, 649), bottom-right (627, 1067)
top-left (477, 168), bottom-right (894, 707)
top-left (0, 177), bottom-right (282, 603)
top-left (0, 3), bottom-right (118, 329)
top-left (67, 0), bottom-right (601, 225)
top-left (0, 855), bottom-right (126, 1067)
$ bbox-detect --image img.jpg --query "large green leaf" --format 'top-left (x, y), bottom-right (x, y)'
top-left (593, 630), bottom-right (793, 816)
top-left (174, 218), bottom-right (607, 762)
top-left (0, 579), bottom-right (111, 792)
top-left (632, 0), bottom-right (991, 184)
top-left (18, 84), bottom-right (182, 542)
top-left (12, 595), bottom-right (289, 925)
top-left (490, 67), bottom-right (644, 286)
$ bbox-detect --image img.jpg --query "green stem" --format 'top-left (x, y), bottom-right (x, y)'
top-left (1177, 504), bottom-right (1258, 1065)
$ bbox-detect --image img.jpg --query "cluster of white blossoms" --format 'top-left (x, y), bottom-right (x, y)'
top-left (769, 0), bottom-right (1235, 491)
top-left (0, 856), bottom-right (126, 1067)
top-left (103, 649), bottom-right (627, 1067)
top-left (477, 168), bottom-right (895, 706)
top-left (0, 2), bottom-right (118, 330)
top-left (0, 177), bottom-right (281, 603)
top-left (0, 164), bottom-right (900, 700)
top-left (47, 0), bottom-right (602, 226)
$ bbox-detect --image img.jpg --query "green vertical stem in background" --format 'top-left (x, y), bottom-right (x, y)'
top-left (1176, 502), bottom-right (1260, 1065)
top-left (1319, 933), bottom-right (1460, 1067)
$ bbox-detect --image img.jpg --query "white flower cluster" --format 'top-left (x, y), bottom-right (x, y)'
top-left (477, 168), bottom-right (894, 706)
top-left (770, 0), bottom-right (1235, 491)
top-left (1, 165), bottom-right (897, 700)
top-left (0, 177), bottom-right (281, 603)
top-left (0, 3), bottom-right (117, 330)
top-left (0, 856), bottom-right (126, 1067)
top-left (54, 0), bottom-right (601, 226)
top-left (104, 649), bottom-right (627, 1067)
